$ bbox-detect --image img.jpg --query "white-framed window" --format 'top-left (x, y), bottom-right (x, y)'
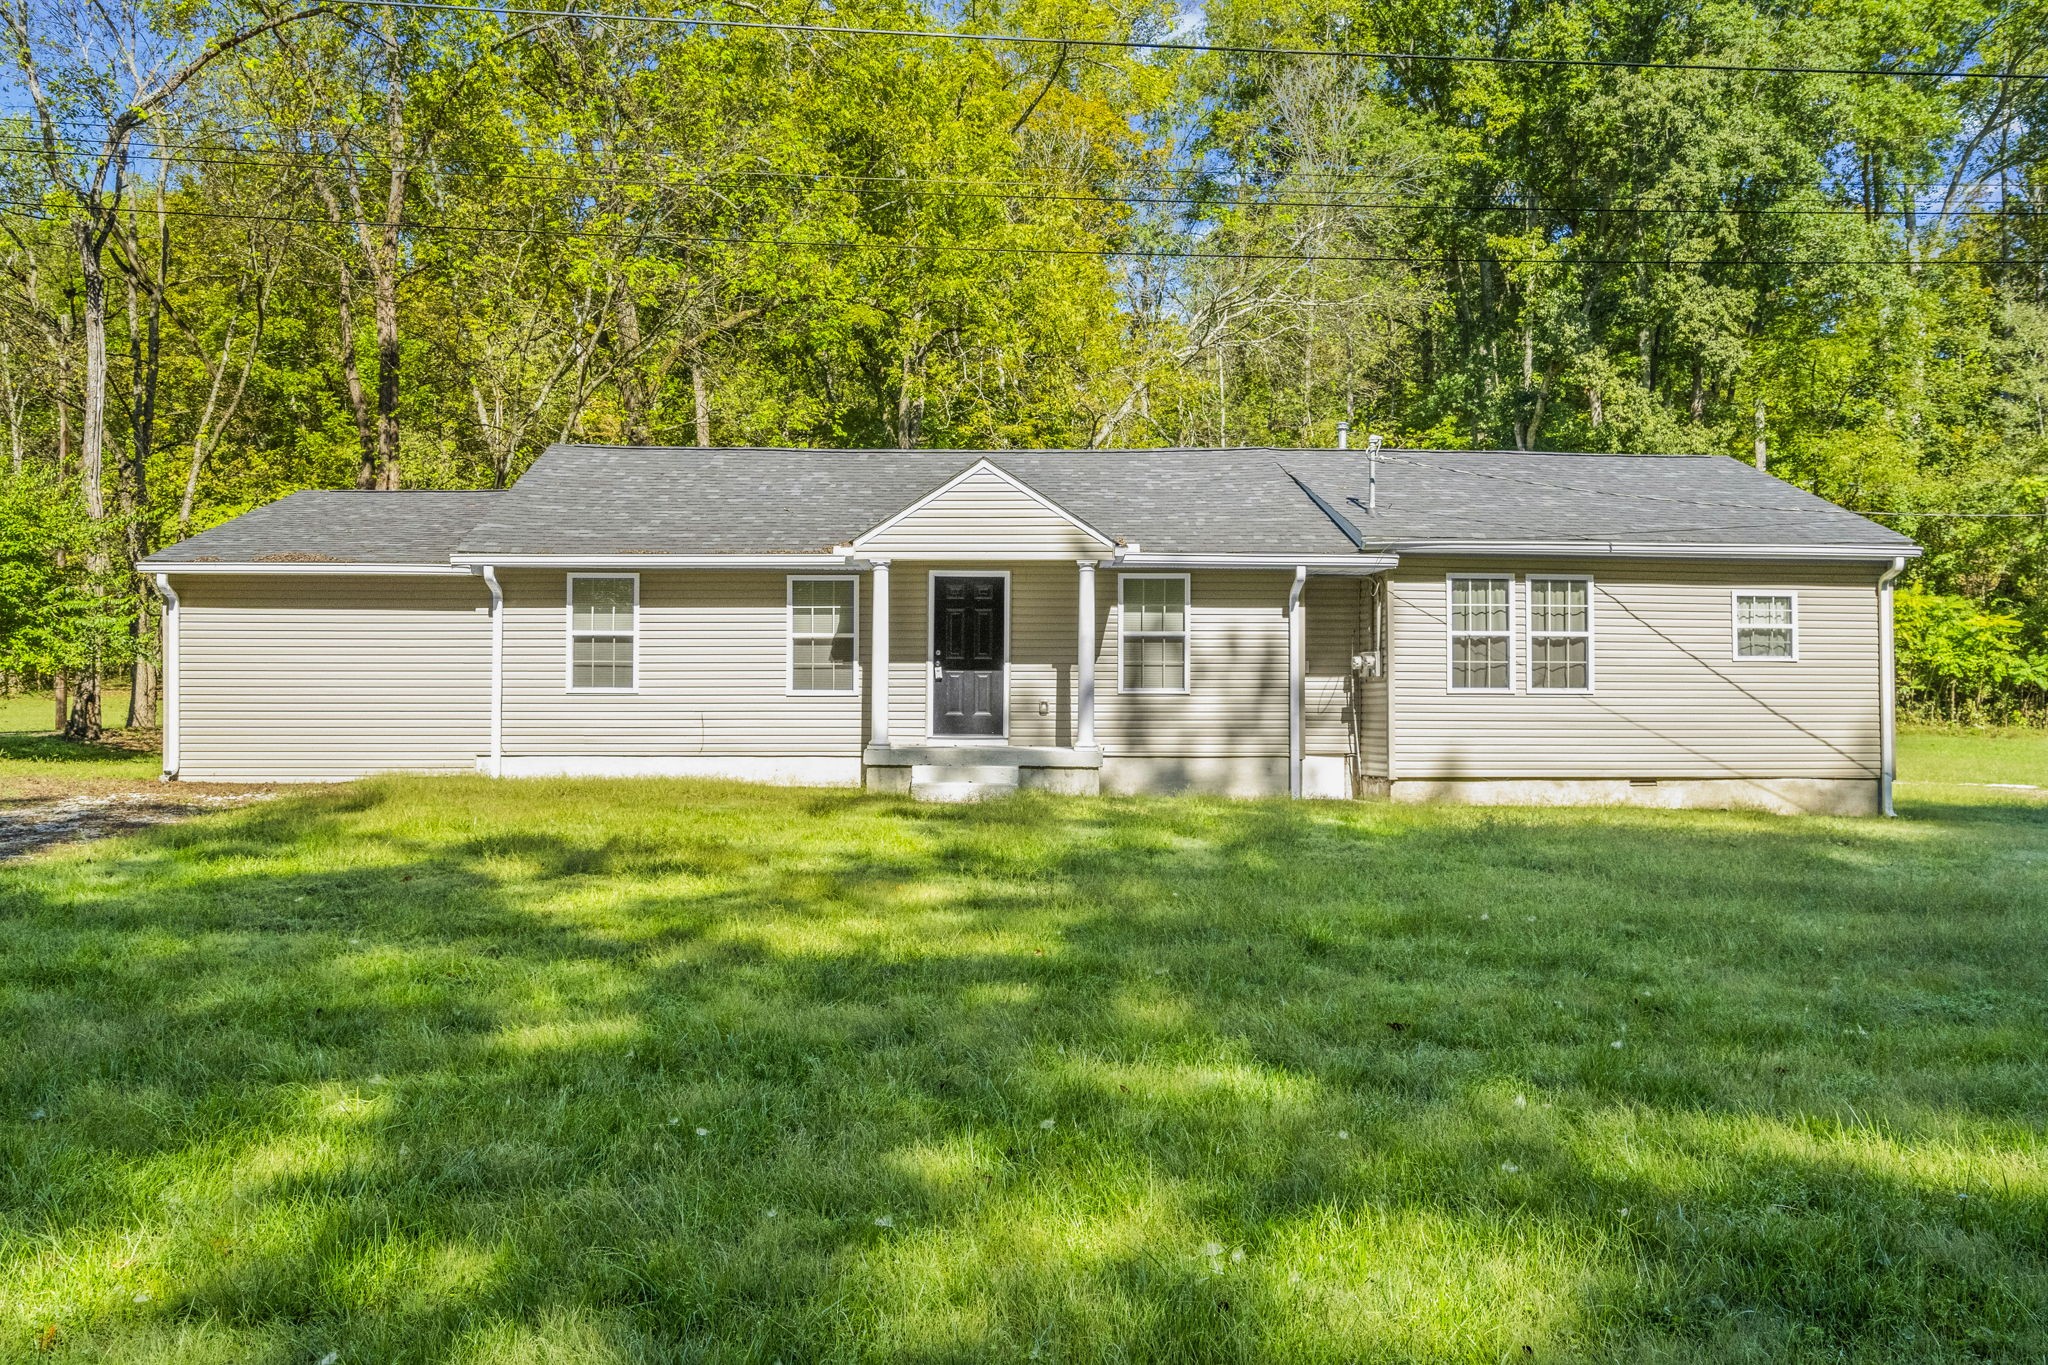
top-left (1733, 591), bottom-right (1798, 660)
top-left (1447, 575), bottom-right (1513, 691)
top-left (1119, 573), bottom-right (1190, 692)
top-left (1527, 576), bottom-right (1593, 691)
top-left (567, 573), bottom-right (637, 691)
top-left (788, 575), bottom-right (858, 693)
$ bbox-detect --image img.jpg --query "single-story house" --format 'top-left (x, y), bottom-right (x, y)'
top-left (138, 443), bottom-right (1920, 814)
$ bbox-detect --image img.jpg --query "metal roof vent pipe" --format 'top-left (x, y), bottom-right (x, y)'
top-left (1367, 433), bottom-right (1383, 513)
top-left (1336, 420), bottom-right (1349, 450)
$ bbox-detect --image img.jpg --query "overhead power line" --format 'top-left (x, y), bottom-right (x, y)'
top-left (3, 194), bottom-right (2041, 268)
top-left (6, 136), bottom-right (2045, 225)
top-left (341, 0), bottom-right (2048, 84)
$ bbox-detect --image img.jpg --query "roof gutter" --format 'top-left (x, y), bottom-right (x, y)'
top-left (1107, 553), bottom-right (1398, 573)
top-left (1372, 541), bottom-right (1922, 562)
top-left (448, 553), bottom-right (862, 569)
top-left (138, 561), bottom-right (475, 575)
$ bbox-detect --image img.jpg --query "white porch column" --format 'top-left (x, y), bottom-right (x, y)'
top-left (1076, 559), bottom-right (1097, 748)
top-left (870, 558), bottom-right (892, 748)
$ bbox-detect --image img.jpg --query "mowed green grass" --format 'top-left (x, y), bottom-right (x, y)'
top-left (1, 770), bottom-right (2045, 1363)
top-left (0, 691), bottom-right (157, 790)
top-left (1898, 724), bottom-right (2048, 789)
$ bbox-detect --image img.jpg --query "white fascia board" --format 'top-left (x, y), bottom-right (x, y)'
top-left (449, 553), bottom-right (859, 569)
top-left (139, 561), bottom-right (474, 575)
top-left (1377, 541), bottom-right (1922, 562)
top-left (849, 457), bottom-right (1118, 550)
top-left (1107, 553), bottom-right (1399, 573)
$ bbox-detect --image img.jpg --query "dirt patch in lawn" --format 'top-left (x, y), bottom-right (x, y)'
top-left (0, 789), bottom-right (274, 861)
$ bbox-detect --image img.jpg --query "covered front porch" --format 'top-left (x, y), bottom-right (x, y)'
top-left (854, 554), bottom-right (1392, 800)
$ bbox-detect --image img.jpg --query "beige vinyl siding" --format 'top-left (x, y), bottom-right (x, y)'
top-left (1097, 570), bottom-right (1291, 758)
top-left (501, 569), bottom-right (865, 757)
top-left (174, 573), bottom-right (490, 781)
top-left (884, 562), bottom-right (1079, 746)
top-left (1304, 576), bottom-right (1359, 761)
top-left (1387, 558), bottom-right (1883, 780)
top-left (858, 466), bottom-right (1109, 557)
top-left (1359, 669), bottom-right (1390, 777)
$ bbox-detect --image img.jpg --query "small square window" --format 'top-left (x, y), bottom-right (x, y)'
top-left (1734, 593), bottom-right (1797, 660)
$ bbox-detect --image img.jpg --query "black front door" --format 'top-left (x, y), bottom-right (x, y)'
top-left (933, 575), bottom-right (1006, 737)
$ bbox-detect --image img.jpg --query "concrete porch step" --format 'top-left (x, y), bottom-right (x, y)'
top-left (910, 763), bottom-right (1020, 803)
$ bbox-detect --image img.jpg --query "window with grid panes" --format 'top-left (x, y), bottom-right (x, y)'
top-left (569, 576), bottom-right (636, 690)
top-left (1448, 576), bottom-right (1512, 690)
top-left (789, 577), bottom-right (856, 692)
top-left (1120, 575), bottom-right (1188, 691)
top-left (1527, 578), bottom-right (1591, 689)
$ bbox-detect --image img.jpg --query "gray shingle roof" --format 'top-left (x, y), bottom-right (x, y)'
top-left (142, 490), bottom-right (502, 564)
top-left (142, 447), bottom-right (1917, 565)
top-left (1278, 449), bottom-right (1920, 552)
top-left (454, 444), bottom-right (1913, 557)
top-left (453, 446), bottom-right (1365, 556)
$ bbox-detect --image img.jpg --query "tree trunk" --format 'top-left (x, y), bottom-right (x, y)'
top-left (336, 262), bottom-right (378, 489)
top-left (65, 676), bottom-right (101, 741)
top-left (615, 289), bottom-right (652, 445)
top-left (372, 252), bottom-right (401, 489)
top-left (70, 216), bottom-right (110, 742)
top-left (128, 632), bottom-right (157, 729)
top-left (1754, 397), bottom-right (1768, 471)
top-left (53, 672), bottom-right (67, 733)
top-left (692, 362), bottom-right (711, 447)
top-left (370, 42), bottom-right (408, 491)
top-left (75, 221), bottom-right (108, 523)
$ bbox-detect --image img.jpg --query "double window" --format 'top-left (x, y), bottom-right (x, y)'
top-left (568, 575), bottom-right (637, 691)
top-left (789, 576), bottom-right (858, 693)
top-left (1448, 575), bottom-right (1595, 691)
top-left (1120, 574), bottom-right (1190, 692)
top-left (1733, 592), bottom-right (1797, 660)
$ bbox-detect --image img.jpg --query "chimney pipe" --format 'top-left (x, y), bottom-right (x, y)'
top-left (1366, 433), bottom-right (1383, 513)
top-left (1335, 420), bottom-right (1349, 450)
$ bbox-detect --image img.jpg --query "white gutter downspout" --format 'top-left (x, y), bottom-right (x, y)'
top-left (480, 566), bottom-right (504, 777)
top-left (1878, 555), bottom-right (1907, 817)
top-left (153, 574), bottom-right (179, 780)
top-left (1288, 564), bottom-right (1307, 798)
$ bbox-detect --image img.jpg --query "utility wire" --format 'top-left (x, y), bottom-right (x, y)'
top-left (340, 0), bottom-right (2048, 84)
top-left (5, 134), bottom-right (2043, 223)
top-left (2, 194), bottom-right (2039, 268)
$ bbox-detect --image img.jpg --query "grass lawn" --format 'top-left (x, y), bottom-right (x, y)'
top-left (1, 765), bottom-right (2044, 1362)
top-left (0, 691), bottom-right (158, 795)
top-left (1898, 723), bottom-right (2048, 789)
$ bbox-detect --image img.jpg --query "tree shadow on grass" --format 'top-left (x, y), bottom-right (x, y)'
top-left (0, 780), bottom-right (2043, 1362)
top-left (0, 731), bottom-right (156, 764)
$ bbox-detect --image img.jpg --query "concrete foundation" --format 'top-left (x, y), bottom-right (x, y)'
top-left (1388, 776), bottom-right (1881, 817)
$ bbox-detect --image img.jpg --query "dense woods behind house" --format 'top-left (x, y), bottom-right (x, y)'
top-left (2, 0), bottom-right (2045, 736)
